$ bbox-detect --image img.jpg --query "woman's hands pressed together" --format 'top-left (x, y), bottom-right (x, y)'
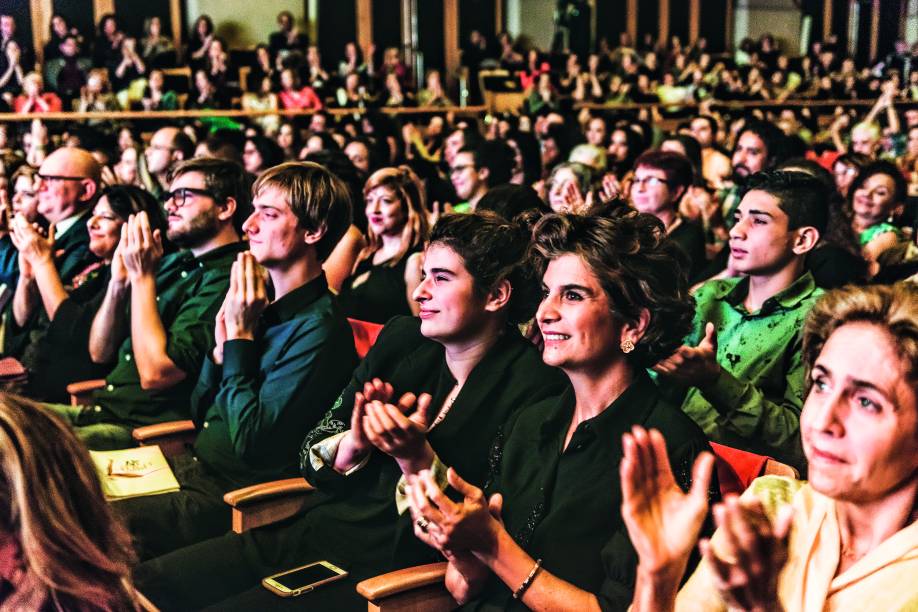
top-left (120, 212), bottom-right (163, 282)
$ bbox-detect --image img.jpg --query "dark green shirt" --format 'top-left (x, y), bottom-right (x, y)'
top-left (678, 272), bottom-right (822, 471)
top-left (190, 273), bottom-right (358, 488)
top-left (93, 242), bottom-right (245, 427)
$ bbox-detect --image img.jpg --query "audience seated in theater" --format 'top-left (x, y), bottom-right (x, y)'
top-left (847, 161), bottom-right (909, 271)
top-left (241, 135), bottom-right (284, 178)
top-left (336, 166), bottom-right (427, 324)
top-left (0, 164), bottom-right (41, 289)
top-left (630, 150), bottom-right (707, 281)
top-left (12, 73), bottom-right (62, 114)
top-left (776, 158), bottom-right (868, 288)
top-left (623, 282), bottom-right (918, 611)
top-left (134, 211), bottom-right (568, 610)
top-left (450, 141), bottom-right (515, 213)
top-left (545, 161), bottom-right (595, 215)
top-left (654, 170), bottom-right (828, 471)
top-left (143, 126), bottom-right (195, 199)
top-left (278, 68), bottom-right (323, 112)
top-left (4, 147), bottom-right (101, 358)
top-left (0, 394), bottom-right (137, 610)
top-left (689, 114), bottom-right (732, 190)
top-left (0, 17), bottom-right (26, 99)
top-left (404, 210), bottom-right (715, 610)
top-left (21, 186), bottom-right (167, 403)
top-left (114, 162), bottom-right (358, 560)
top-left (42, 35), bottom-right (90, 108)
top-left (43, 158), bottom-right (248, 450)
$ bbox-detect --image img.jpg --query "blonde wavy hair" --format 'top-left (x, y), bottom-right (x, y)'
top-left (359, 166), bottom-right (429, 267)
top-left (803, 282), bottom-right (918, 389)
top-left (0, 395), bottom-right (137, 611)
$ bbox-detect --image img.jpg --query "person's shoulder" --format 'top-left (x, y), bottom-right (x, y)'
top-left (745, 475), bottom-right (808, 520)
top-left (694, 276), bottom-right (738, 304)
top-left (370, 315), bottom-right (430, 352)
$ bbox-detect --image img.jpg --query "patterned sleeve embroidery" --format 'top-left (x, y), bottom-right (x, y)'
top-left (299, 393), bottom-right (347, 472)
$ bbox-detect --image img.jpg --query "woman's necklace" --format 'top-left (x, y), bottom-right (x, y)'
top-left (429, 383), bottom-right (460, 429)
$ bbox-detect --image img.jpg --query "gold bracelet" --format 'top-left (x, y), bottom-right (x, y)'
top-left (512, 558), bottom-right (543, 600)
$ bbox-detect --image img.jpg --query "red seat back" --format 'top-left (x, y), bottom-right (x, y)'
top-left (348, 319), bottom-right (384, 359)
top-left (710, 442), bottom-right (770, 496)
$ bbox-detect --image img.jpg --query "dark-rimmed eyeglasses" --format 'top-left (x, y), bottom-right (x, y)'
top-left (37, 173), bottom-right (87, 183)
top-left (160, 187), bottom-right (217, 207)
top-left (631, 176), bottom-right (669, 189)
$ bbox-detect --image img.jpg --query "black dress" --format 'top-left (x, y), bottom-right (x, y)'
top-left (462, 374), bottom-right (717, 611)
top-left (336, 248), bottom-right (420, 324)
top-left (136, 316), bottom-right (569, 611)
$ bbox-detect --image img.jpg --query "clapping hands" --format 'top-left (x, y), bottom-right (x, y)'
top-left (120, 212), bottom-right (163, 281)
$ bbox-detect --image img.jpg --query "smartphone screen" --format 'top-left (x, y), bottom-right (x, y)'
top-left (271, 563), bottom-right (342, 591)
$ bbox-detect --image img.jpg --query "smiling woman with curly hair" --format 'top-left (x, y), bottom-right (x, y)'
top-left (403, 209), bottom-right (717, 611)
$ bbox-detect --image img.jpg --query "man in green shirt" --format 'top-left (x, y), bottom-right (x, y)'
top-left (47, 158), bottom-right (248, 449)
top-left (113, 162), bottom-right (360, 560)
top-left (654, 171), bottom-right (828, 471)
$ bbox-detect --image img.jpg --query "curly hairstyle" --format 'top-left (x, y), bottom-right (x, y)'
top-left (803, 283), bottom-right (918, 389)
top-left (530, 209), bottom-right (695, 367)
top-left (0, 394), bottom-right (137, 611)
top-left (429, 211), bottom-right (540, 325)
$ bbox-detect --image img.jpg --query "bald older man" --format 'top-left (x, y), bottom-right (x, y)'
top-left (3, 147), bottom-right (101, 357)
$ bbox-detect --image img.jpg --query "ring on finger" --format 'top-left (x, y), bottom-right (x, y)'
top-left (416, 517), bottom-right (430, 533)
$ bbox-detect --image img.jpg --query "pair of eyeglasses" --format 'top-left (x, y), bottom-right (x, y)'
top-left (37, 173), bottom-right (86, 183)
top-left (160, 187), bottom-right (217, 207)
top-left (450, 164), bottom-right (475, 175)
top-left (631, 176), bottom-right (669, 189)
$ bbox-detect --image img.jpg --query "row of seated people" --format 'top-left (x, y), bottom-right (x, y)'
top-left (0, 139), bottom-right (914, 609)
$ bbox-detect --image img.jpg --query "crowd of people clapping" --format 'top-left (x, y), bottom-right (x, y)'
top-left (0, 7), bottom-right (914, 612)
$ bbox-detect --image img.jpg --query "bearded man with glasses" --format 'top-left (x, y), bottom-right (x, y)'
top-left (44, 158), bottom-right (248, 450)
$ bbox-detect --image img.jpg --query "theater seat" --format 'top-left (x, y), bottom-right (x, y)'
top-left (710, 442), bottom-right (798, 496)
top-left (348, 318), bottom-right (384, 359)
top-left (67, 379), bottom-right (106, 406)
top-left (356, 562), bottom-right (456, 612)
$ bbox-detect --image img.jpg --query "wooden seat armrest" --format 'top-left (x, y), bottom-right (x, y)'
top-left (223, 478), bottom-right (316, 533)
top-left (67, 379), bottom-right (106, 406)
top-left (223, 478), bottom-right (315, 507)
top-left (764, 458), bottom-right (799, 479)
top-left (356, 563), bottom-right (448, 601)
top-left (132, 420), bottom-right (196, 443)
